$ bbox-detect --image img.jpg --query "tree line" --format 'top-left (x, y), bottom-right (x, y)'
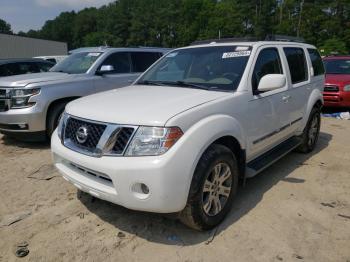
top-left (1, 0), bottom-right (349, 55)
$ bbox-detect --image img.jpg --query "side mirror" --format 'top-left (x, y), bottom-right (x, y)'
top-left (257, 74), bottom-right (286, 92)
top-left (97, 65), bottom-right (114, 75)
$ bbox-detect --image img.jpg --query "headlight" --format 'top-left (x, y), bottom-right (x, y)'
top-left (57, 112), bottom-right (66, 140)
top-left (125, 126), bottom-right (183, 156)
top-left (10, 88), bottom-right (40, 109)
top-left (344, 84), bottom-right (350, 92)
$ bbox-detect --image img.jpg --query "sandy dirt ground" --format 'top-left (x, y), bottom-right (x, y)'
top-left (0, 117), bottom-right (349, 262)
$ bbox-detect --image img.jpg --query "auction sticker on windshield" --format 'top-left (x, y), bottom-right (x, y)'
top-left (87, 52), bottom-right (101, 57)
top-left (222, 50), bottom-right (251, 58)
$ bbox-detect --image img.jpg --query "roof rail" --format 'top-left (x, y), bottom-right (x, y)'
top-left (265, 34), bottom-right (305, 43)
top-left (191, 37), bottom-right (259, 46)
top-left (191, 35), bottom-right (305, 46)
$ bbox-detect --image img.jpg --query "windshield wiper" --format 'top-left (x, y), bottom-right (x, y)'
top-left (138, 80), bottom-right (167, 86)
top-left (173, 81), bottom-right (210, 90)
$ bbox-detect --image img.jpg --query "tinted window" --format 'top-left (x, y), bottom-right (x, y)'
top-left (100, 52), bottom-right (131, 74)
top-left (307, 49), bottom-right (324, 76)
top-left (324, 59), bottom-right (350, 74)
top-left (0, 65), bottom-right (9, 76)
top-left (46, 58), bottom-right (57, 64)
top-left (284, 48), bottom-right (308, 84)
top-left (131, 52), bottom-right (161, 72)
top-left (138, 46), bottom-right (251, 91)
top-left (19, 62), bottom-right (40, 74)
top-left (38, 62), bottom-right (53, 72)
top-left (252, 48), bottom-right (283, 92)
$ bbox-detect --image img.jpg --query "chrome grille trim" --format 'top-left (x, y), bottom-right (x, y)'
top-left (0, 88), bottom-right (10, 112)
top-left (62, 114), bottom-right (138, 158)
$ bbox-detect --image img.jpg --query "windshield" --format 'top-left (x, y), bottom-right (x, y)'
top-left (324, 59), bottom-right (350, 74)
top-left (50, 52), bottom-right (102, 74)
top-left (137, 46), bottom-right (251, 91)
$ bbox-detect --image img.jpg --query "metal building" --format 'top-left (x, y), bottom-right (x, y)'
top-left (0, 33), bottom-right (67, 59)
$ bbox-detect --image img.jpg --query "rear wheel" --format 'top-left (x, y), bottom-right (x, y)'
top-left (296, 107), bottom-right (321, 153)
top-left (180, 144), bottom-right (238, 230)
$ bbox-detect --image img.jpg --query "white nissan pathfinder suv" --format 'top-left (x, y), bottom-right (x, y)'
top-left (51, 37), bottom-right (324, 230)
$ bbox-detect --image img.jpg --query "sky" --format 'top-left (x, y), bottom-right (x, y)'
top-left (0, 0), bottom-right (115, 33)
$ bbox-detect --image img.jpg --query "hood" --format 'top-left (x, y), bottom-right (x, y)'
top-left (325, 74), bottom-right (350, 86)
top-left (0, 72), bottom-right (79, 87)
top-left (66, 85), bottom-right (228, 126)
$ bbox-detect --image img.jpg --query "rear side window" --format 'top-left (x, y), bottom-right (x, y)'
top-left (252, 48), bottom-right (283, 92)
top-left (307, 49), bottom-right (324, 76)
top-left (101, 52), bottom-right (131, 73)
top-left (131, 52), bottom-right (161, 72)
top-left (283, 48), bottom-right (308, 84)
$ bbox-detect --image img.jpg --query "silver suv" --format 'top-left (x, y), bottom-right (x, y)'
top-left (0, 47), bottom-right (169, 140)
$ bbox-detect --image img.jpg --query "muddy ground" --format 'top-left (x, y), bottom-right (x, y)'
top-left (0, 117), bottom-right (349, 262)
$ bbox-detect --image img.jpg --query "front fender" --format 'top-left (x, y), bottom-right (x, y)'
top-left (166, 114), bottom-right (246, 197)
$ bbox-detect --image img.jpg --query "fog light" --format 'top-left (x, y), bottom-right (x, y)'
top-left (131, 183), bottom-right (150, 200)
top-left (141, 183), bottom-right (149, 194)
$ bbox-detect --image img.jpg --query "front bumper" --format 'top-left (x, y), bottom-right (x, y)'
top-left (51, 130), bottom-right (195, 213)
top-left (0, 105), bottom-right (45, 133)
top-left (323, 91), bottom-right (350, 107)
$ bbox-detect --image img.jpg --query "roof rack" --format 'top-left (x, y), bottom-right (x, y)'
top-left (191, 35), bottom-right (305, 46)
top-left (191, 37), bottom-right (258, 46)
top-left (265, 34), bottom-right (305, 43)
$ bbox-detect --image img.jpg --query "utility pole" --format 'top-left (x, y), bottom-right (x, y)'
top-left (297, 0), bottom-right (304, 37)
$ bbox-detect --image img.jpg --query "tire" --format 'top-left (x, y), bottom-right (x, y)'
top-left (296, 106), bottom-right (321, 153)
top-left (46, 102), bottom-right (66, 138)
top-left (179, 144), bottom-right (239, 231)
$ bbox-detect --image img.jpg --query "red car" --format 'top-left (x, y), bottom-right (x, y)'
top-left (323, 55), bottom-right (350, 108)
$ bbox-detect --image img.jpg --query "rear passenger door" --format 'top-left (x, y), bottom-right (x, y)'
top-left (94, 52), bottom-right (136, 92)
top-left (282, 47), bottom-right (311, 133)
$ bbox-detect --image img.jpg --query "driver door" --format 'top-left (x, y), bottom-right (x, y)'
top-left (246, 47), bottom-right (290, 160)
top-left (94, 52), bottom-right (138, 93)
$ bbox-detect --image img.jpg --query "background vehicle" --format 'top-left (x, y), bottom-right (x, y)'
top-left (51, 37), bottom-right (324, 230)
top-left (0, 47), bottom-right (170, 140)
top-left (34, 55), bottom-right (68, 64)
top-left (323, 55), bottom-right (350, 108)
top-left (0, 58), bottom-right (54, 77)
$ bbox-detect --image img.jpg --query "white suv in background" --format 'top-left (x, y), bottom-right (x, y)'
top-left (51, 37), bottom-right (325, 230)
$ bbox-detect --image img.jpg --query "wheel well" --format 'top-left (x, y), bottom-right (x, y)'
top-left (213, 136), bottom-right (246, 178)
top-left (46, 97), bottom-right (79, 125)
top-left (315, 99), bottom-right (323, 109)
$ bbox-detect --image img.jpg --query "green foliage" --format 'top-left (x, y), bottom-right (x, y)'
top-left (0, 18), bottom-right (12, 34)
top-left (320, 38), bottom-right (348, 55)
top-left (11, 0), bottom-right (350, 53)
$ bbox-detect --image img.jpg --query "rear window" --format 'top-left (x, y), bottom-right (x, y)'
top-left (283, 47), bottom-right (308, 84)
top-left (307, 49), bottom-right (324, 76)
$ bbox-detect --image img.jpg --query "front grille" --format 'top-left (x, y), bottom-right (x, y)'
top-left (324, 85), bottom-right (339, 92)
top-left (112, 127), bottom-right (135, 154)
top-left (0, 100), bottom-right (6, 112)
top-left (0, 89), bottom-right (6, 98)
top-left (64, 117), bottom-right (106, 151)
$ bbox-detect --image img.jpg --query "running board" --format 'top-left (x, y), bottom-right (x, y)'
top-left (246, 137), bottom-right (302, 178)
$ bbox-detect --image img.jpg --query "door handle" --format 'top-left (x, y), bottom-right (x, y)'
top-left (282, 95), bottom-right (291, 102)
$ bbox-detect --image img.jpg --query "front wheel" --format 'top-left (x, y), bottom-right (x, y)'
top-left (180, 144), bottom-right (238, 230)
top-left (296, 107), bottom-right (321, 153)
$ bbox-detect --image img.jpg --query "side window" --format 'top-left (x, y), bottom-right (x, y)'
top-left (283, 47), bottom-right (308, 84)
top-left (46, 58), bottom-right (57, 64)
top-left (252, 48), bottom-right (283, 93)
top-left (38, 62), bottom-right (53, 72)
top-left (307, 49), bottom-right (325, 76)
top-left (100, 52), bottom-right (131, 74)
top-left (131, 52), bottom-right (160, 72)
